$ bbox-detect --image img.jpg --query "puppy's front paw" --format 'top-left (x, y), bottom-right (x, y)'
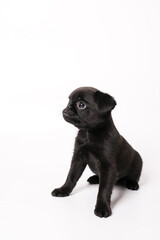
top-left (51, 187), bottom-right (70, 197)
top-left (94, 202), bottom-right (112, 218)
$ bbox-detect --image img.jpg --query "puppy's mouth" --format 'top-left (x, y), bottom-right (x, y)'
top-left (63, 111), bottom-right (70, 117)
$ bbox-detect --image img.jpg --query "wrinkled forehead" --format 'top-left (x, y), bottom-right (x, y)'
top-left (69, 87), bottom-right (97, 102)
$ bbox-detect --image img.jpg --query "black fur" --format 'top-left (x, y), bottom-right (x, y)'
top-left (51, 87), bottom-right (143, 218)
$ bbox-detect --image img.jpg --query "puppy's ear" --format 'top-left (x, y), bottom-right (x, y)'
top-left (94, 91), bottom-right (117, 113)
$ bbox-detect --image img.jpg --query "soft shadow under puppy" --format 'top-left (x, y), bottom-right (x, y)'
top-left (72, 178), bottom-right (127, 210)
top-left (111, 186), bottom-right (127, 209)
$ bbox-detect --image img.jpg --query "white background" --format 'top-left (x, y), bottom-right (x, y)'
top-left (0, 0), bottom-right (160, 239)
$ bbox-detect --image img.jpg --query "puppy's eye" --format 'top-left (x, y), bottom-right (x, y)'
top-left (76, 100), bottom-right (86, 110)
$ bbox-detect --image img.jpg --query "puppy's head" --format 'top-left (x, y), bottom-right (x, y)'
top-left (63, 87), bottom-right (116, 129)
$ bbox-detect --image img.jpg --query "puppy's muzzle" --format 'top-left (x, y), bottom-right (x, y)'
top-left (63, 108), bottom-right (69, 116)
top-left (63, 108), bottom-right (80, 125)
top-left (63, 108), bottom-right (75, 117)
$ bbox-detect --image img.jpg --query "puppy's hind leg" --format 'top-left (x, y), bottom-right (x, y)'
top-left (126, 151), bottom-right (143, 191)
top-left (116, 178), bottom-right (127, 187)
top-left (87, 175), bottom-right (99, 184)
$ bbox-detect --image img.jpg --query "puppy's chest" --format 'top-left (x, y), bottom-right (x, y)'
top-left (77, 131), bottom-right (102, 174)
top-left (78, 131), bottom-right (101, 150)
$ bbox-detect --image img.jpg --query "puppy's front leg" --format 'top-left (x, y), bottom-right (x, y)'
top-left (51, 152), bottom-right (86, 197)
top-left (94, 163), bottom-right (116, 218)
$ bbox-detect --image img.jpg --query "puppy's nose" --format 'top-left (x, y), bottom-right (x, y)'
top-left (63, 108), bottom-right (68, 114)
top-left (67, 104), bottom-right (73, 109)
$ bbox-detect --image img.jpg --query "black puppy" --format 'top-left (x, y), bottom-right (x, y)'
top-left (51, 87), bottom-right (143, 218)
